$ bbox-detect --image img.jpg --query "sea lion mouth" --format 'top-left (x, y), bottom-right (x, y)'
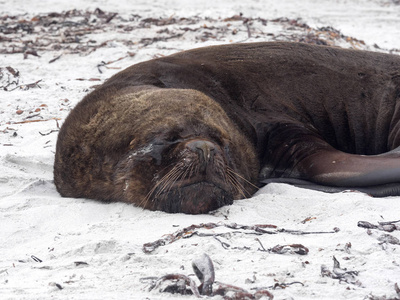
top-left (154, 181), bottom-right (234, 214)
top-left (167, 181), bottom-right (229, 195)
top-left (164, 178), bottom-right (229, 192)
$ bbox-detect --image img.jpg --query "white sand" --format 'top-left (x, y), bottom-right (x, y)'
top-left (1, 0), bottom-right (399, 299)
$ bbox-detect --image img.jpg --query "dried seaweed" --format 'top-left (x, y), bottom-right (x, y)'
top-left (321, 256), bottom-right (360, 285)
top-left (358, 220), bottom-right (400, 232)
top-left (145, 253), bottom-right (274, 299)
top-left (143, 222), bottom-right (337, 253)
top-left (1, 9), bottom-right (391, 59)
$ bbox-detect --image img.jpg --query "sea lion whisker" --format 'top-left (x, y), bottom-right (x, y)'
top-left (144, 160), bottom-right (193, 206)
top-left (154, 161), bottom-right (194, 198)
top-left (142, 165), bottom-right (183, 205)
top-left (159, 171), bottom-right (187, 199)
top-left (180, 161), bottom-right (195, 184)
top-left (227, 167), bottom-right (258, 189)
top-left (153, 168), bottom-right (184, 198)
top-left (164, 175), bottom-right (182, 194)
top-left (157, 161), bottom-right (184, 175)
top-left (226, 171), bottom-right (249, 198)
top-left (188, 160), bottom-right (196, 179)
top-left (228, 169), bottom-right (254, 198)
top-left (150, 167), bottom-right (180, 193)
top-left (226, 174), bottom-right (240, 196)
top-left (226, 172), bottom-right (248, 198)
top-left (170, 166), bottom-right (190, 190)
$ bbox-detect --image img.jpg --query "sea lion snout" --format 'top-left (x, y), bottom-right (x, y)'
top-left (185, 139), bottom-right (217, 170)
top-left (176, 138), bottom-right (226, 185)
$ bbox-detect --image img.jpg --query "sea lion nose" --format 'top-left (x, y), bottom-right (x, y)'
top-left (186, 140), bottom-right (216, 166)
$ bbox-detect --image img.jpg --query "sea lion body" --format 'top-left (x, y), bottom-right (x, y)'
top-left (54, 42), bottom-right (400, 213)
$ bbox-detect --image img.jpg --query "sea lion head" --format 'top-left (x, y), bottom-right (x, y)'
top-left (113, 88), bottom-right (259, 214)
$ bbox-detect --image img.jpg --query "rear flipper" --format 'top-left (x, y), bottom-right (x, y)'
top-left (261, 125), bottom-right (400, 197)
top-left (260, 178), bottom-right (400, 197)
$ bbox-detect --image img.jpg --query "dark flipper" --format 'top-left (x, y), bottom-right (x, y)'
top-left (260, 178), bottom-right (400, 197)
top-left (261, 124), bottom-right (400, 197)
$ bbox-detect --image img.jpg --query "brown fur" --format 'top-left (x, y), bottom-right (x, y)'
top-left (54, 87), bottom-right (259, 213)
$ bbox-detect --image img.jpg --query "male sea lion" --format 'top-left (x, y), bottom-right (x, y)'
top-left (54, 42), bottom-right (400, 214)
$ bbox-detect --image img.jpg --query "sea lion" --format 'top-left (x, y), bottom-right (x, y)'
top-left (54, 42), bottom-right (400, 214)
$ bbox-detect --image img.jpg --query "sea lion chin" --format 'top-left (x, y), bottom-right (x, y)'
top-left (55, 42), bottom-right (400, 213)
